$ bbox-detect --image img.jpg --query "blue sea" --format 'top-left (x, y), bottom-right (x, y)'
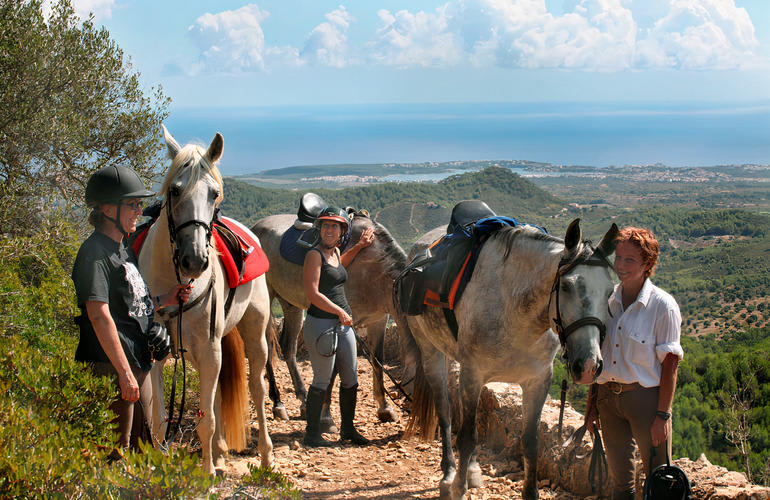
top-left (163, 102), bottom-right (770, 177)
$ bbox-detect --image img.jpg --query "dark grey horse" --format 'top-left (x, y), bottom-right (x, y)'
top-left (252, 213), bottom-right (407, 425)
top-left (398, 219), bottom-right (618, 499)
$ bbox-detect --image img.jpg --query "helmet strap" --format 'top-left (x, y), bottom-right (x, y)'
top-left (102, 204), bottom-right (129, 240)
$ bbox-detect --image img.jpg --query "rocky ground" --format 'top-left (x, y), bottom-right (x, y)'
top-left (175, 346), bottom-right (768, 499)
top-left (205, 355), bottom-right (583, 499)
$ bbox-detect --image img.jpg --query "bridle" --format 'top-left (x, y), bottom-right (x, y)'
top-left (158, 173), bottom-right (220, 447)
top-left (550, 244), bottom-right (615, 352)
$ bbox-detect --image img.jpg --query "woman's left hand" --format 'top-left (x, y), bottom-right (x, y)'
top-left (650, 416), bottom-right (669, 447)
top-left (357, 227), bottom-right (375, 248)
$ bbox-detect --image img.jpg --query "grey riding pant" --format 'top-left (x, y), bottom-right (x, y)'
top-left (303, 314), bottom-right (358, 391)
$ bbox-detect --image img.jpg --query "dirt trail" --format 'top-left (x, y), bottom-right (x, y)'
top-left (213, 356), bottom-right (581, 499)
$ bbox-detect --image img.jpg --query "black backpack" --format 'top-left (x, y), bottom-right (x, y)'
top-left (643, 448), bottom-right (693, 500)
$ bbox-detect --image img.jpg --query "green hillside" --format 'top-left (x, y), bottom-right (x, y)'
top-left (221, 166), bottom-right (564, 243)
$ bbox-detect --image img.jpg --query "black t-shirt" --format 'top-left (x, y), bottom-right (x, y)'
top-left (307, 248), bottom-right (352, 320)
top-left (71, 231), bottom-right (154, 372)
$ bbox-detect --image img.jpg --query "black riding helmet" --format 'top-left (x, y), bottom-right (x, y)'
top-left (85, 165), bottom-right (154, 238)
top-left (314, 206), bottom-right (350, 233)
top-left (85, 165), bottom-right (155, 206)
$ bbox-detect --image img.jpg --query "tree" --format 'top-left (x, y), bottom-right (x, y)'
top-left (0, 0), bottom-right (169, 238)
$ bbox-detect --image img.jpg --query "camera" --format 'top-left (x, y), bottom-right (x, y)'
top-left (146, 322), bottom-right (171, 361)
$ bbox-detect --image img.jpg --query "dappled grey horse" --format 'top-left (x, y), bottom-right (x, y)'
top-left (398, 219), bottom-right (618, 499)
top-left (252, 213), bottom-right (407, 425)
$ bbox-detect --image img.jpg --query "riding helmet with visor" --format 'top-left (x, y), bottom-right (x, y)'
top-left (85, 165), bottom-right (154, 237)
top-left (85, 165), bottom-right (155, 206)
top-left (314, 206), bottom-right (350, 233)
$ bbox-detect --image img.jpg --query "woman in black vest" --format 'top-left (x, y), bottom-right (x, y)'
top-left (72, 165), bottom-right (191, 452)
top-left (302, 206), bottom-right (375, 447)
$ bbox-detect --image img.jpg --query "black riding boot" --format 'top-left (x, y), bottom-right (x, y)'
top-left (304, 386), bottom-right (332, 447)
top-left (339, 384), bottom-right (370, 445)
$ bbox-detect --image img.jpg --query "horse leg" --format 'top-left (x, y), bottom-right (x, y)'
top-left (277, 298), bottom-right (307, 413)
top-left (148, 359), bottom-right (168, 447)
top-left (320, 365), bottom-right (339, 434)
top-left (519, 376), bottom-right (551, 500)
top-left (419, 346), bottom-right (457, 499)
top-left (212, 384), bottom-right (228, 469)
top-left (192, 337), bottom-right (221, 475)
top-left (241, 292), bottom-right (275, 469)
top-left (452, 367), bottom-right (484, 500)
top-left (366, 316), bottom-right (399, 423)
top-left (264, 312), bottom-right (289, 421)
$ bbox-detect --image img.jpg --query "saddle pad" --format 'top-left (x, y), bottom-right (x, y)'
top-left (130, 216), bottom-right (269, 289)
top-left (214, 216), bottom-right (269, 289)
top-left (279, 226), bottom-right (310, 266)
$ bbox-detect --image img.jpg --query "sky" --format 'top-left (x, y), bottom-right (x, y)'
top-left (58, 0), bottom-right (770, 110)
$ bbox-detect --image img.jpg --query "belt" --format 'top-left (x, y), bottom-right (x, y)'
top-left (602, 381), bottom-right (644, 395)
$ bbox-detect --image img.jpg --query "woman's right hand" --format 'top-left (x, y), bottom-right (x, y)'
top-left (118, 370), bottom-right (140, 402)
top-left (338, 310), bottom-right (353, 327)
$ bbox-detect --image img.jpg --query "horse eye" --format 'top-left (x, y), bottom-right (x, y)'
top-left (169, 186), bottom-right (181, 197)
top-left (211, 189), bottom-right (220, 200)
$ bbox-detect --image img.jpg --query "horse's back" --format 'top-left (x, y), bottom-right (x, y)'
top-left (251, 213), bottom-right (308, 308)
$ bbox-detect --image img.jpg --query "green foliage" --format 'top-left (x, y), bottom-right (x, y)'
top-left (0, 0), bottom-right (169, 238)
top-left (239, 465), bottom-right (303, 499)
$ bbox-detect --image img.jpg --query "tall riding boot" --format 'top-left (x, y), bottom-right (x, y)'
top-left (304, 386), bottom-right (332, 447)
top-left (339, 384), bottom-right (370, 445)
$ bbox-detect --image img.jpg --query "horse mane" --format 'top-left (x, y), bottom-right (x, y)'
top-left (355, 215), bottom-right (407, 281)
top-left (160, 143), bottom-right (224, 209)
top-left (493, 224), bottom-right (597, 264)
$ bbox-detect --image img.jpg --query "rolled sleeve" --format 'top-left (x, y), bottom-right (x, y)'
top-left (655, 306), bottom-right (683, 363)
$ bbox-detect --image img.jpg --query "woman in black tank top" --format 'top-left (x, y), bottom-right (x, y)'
top-left (302, 207), bottom-right (374, 447)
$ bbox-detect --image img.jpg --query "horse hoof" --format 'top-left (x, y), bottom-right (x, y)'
top-left (272, 404), bottom-right (289, 421)
top-left (299, 402), bottom-right (307, 420)
top-left (319, 418), bottom-right (338, 434)
top-left (439, 480), bottom-right (452, 500)
top-left (377, 406), bottom-right (399, 423)
top-left (467, 463), bottom-right (483, 489)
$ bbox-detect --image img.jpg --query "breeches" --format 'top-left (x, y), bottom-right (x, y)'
top-left (596, 383), bottom-right (672, 493)
top-left (303, 315), bottom-right (358, 390)
top-left (90, 361), bottom-right (153, 449)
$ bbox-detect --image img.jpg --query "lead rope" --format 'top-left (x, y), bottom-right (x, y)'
top-left (351, 329), bottom-right (412, 409)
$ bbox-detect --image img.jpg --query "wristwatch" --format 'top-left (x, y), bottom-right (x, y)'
top-left (655, 410), bottom-right (671, 421)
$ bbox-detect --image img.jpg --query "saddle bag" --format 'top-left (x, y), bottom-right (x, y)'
top-left (395, 250), bottom-right (432, 316)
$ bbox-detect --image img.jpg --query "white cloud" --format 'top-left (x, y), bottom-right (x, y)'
top-left (368, 6), bottom-right (463, 68)
top-left (300, 6), bottom-right (354, 67)
top-left (366, 0), bottom-right (763, 71)
top-left (186, 4), bottom-right (271, 74)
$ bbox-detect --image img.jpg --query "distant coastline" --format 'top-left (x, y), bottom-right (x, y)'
top-left (164, 101), bottom-right (770, 176)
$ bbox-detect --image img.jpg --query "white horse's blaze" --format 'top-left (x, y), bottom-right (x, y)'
top-left (138, 126), bottom-right (273, 475)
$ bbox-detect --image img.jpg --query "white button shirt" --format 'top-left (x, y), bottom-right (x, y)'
top-left (596, 278), bottom-right (684, 388)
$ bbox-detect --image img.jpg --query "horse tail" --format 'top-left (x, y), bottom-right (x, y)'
top-left (395, 312), bottom-right (438, 442)
top-left (219, 326), bottom-right (249, 452)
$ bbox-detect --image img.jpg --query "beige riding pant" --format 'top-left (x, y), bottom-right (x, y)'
top-left (596, 383), bottom-right (672, 494)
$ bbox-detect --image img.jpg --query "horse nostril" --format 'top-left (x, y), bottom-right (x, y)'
top-left (595, 359), bottom-right (603, 378)
top-left (202, 257), bottom-right (209, 271)
top-left (572, 360), bottom-right (583, 377)
top-left (181, 255), bottom-right (191, 270)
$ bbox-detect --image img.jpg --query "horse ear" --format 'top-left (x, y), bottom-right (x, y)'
top-left (206, 133), bottom-right (224, 163)
top-left (597, 223), bottom-right (620, 256)
top-left (162, 124), bottom-right (181, 160)
top-left (564, 218), bottom-right (581, 252)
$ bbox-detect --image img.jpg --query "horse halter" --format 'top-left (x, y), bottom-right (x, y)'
top-left (165, 192), bottom-right (216, 284)
top-left (550, 245), bottom-right (614, 351)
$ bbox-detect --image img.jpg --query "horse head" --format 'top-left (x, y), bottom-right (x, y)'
top-left (553, 219), bottom-right (619, 384)
top-left (160, 125), bottom-right (224, 280)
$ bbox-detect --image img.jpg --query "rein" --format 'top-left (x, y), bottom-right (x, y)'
top-left (351, 328), bottom-right (412, 410)
top-left (160, 195), bottom-right (220, 447)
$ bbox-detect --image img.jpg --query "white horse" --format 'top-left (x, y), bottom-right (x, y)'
top-left (138, 126), bottom-right (273, 474)
top-left (398, 219), bottom-right (618, 499)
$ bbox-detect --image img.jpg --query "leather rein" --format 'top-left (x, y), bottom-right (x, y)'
top-left (159, 197), bottom-right (219, 447)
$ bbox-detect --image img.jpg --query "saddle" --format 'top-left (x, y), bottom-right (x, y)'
top-left (130, 203), bottom-right (269, 289)
top-left (395, 200), bottom-right (545, 337)
top-left (279, 192), bottom-right (360, 265)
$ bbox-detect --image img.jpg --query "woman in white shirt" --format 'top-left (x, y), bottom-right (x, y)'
top-left (585, 227), bottom-right (683, 500)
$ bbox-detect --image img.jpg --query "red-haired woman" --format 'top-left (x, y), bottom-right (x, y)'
top-left (585, 227), bottom-right (683, 500)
